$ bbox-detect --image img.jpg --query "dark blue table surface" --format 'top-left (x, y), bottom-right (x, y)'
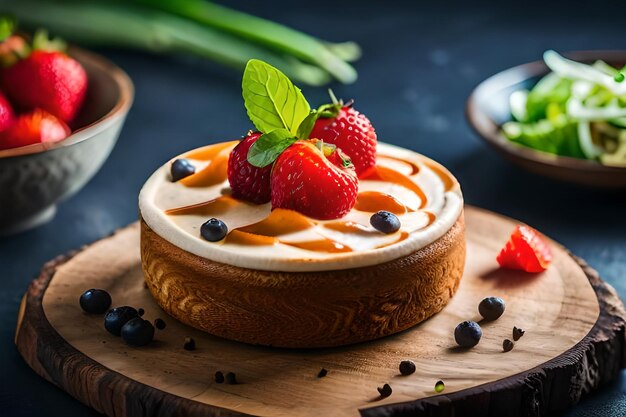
top-left (1, 1), bottom-right (625, 416)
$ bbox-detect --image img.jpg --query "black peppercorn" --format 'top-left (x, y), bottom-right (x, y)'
top-left (226, 372), bottom-right (237, 384)
top-left (503, 339), bottom-right (514, 352)
top-left (399, 360), bottom-right (416, 375)
top-left (318, 368), bottom-right (328, 378)
top-left (183, 336), bottom-right (196, 351)
top-left (377, 383), bottom-right (392, 398)
top-left (154, 318), bottom-right (166, 330)
top-left (513, 326), bottom-right (525, 341)
top-left (215, 371), bottom-right (225, 384)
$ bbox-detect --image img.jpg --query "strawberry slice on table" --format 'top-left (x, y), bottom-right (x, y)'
top-left (497, 225), bottom-right (553, 273)
top-left (1, 30), bottom-right (87, 122)
top-left (0, 90), bottom-right (15, 132)
top-left (0, 108), bottom-right (70, 150)
top-left (308, 93), bottom-right (377, 178)
top-left (227, 131), bottom-right (272, 204)
top-left (271, 139), bottom-right (358, 220)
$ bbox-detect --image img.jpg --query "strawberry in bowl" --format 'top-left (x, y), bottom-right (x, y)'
top-left (0, 23), bottom-right (133, 234)
top-left (0, 26), bottom-right (86, 151)
top-left (2, 30), bottom-right (87, 124)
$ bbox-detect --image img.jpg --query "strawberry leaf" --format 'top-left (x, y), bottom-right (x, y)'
top-left (247, 128), bottom-right (297, 168)
top-left (243, 59), bottom-right (310, 135)
top-left (316, 102), bottom-right (341, 119)
top-left (32, 29), bottom-right (66, 52)
top-left (0, 17), bottom-right (15, 42)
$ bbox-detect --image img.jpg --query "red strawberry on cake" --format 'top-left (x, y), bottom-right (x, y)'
top-left (308, 94), bottom-right (377, 177)
top-left (271, 140), bottom-right (358, 220)
top-left (227, 131), bottom-right (272, 204)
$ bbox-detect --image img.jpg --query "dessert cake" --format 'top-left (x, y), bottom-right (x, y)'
top-left (139, 60), bottom-right (465, 348)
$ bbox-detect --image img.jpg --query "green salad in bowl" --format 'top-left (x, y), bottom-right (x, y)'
top-left (503, 50), bottom-right (626, 167)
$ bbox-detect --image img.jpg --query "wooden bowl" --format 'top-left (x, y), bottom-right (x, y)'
top-left (466, 50), bottom-right (626, 188)
top-left (140, 212), bottom-right (466, 349)
top-left (0, 47), bottom-right (134, 235)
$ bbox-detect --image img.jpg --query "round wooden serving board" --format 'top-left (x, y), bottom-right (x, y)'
top-left (15, 207), bottom-right (626, 417)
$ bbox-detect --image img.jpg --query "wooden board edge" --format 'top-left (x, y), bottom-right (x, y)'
top-left (361, 254), bottom-right (626, 417)
top-left (13, 221), bottom-right (626, 417)
top-left (14, 224), bottom-right (254, 417)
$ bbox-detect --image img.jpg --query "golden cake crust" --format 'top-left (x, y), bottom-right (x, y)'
top-left (140, 210), bottom-right (465, 348)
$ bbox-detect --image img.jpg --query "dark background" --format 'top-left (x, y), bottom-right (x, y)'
top-left (1, 1), bottom-right (625, 416)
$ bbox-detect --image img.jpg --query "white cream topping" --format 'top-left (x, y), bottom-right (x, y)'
top-left (139, 142), bottom-right (463, 272)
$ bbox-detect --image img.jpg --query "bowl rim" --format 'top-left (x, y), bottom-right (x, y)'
top-left (466, 49), bottom-right (626, 175)
top-left (0, 46), bottom-right (134, 159)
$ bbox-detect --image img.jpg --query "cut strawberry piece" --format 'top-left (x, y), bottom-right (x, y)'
top-left (497, 225), bottom-right (553, 273)
top-left (271, 140), bottom-right (358, 220)
top-left (227, 132), bottom-right (272, 204)
top-left (0, 108), bottom-right (70, 150)
top-left (309, 104), bottom-right (377, 177)
top-left (0, 90), bottom-right (15, 132)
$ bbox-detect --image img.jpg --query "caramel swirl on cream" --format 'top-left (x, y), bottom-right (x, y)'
top-left (139, 142), bottom-right (463, 272)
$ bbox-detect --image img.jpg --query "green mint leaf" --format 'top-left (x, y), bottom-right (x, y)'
top-left (242, 59), bottom-right (310, 135)
top-left (247, 128), bottom-right (297, 168)
top-left (296, 110), bottom-right (320, 138)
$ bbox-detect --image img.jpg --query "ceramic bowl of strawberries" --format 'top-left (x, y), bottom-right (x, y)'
top-left (0, 28), bottom-right (133, 234)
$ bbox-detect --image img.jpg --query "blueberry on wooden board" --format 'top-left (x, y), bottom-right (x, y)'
top-left (479, 297), bottom-right (506, 321)
top-left (121, 318), bottom-right (155, 347)
top-left (454, 321), bottom-right (482, 348)
top-left (79, 289), bottom-right (111, 314)
top-left (104, 306), bottom-right (139, 336)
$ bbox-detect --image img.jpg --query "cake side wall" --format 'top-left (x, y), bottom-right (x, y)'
top-left (140, 213), bottom-right (466, 348)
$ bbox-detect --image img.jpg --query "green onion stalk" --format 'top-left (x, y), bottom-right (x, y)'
top-left (0, 0), bottom-right (361, 86)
